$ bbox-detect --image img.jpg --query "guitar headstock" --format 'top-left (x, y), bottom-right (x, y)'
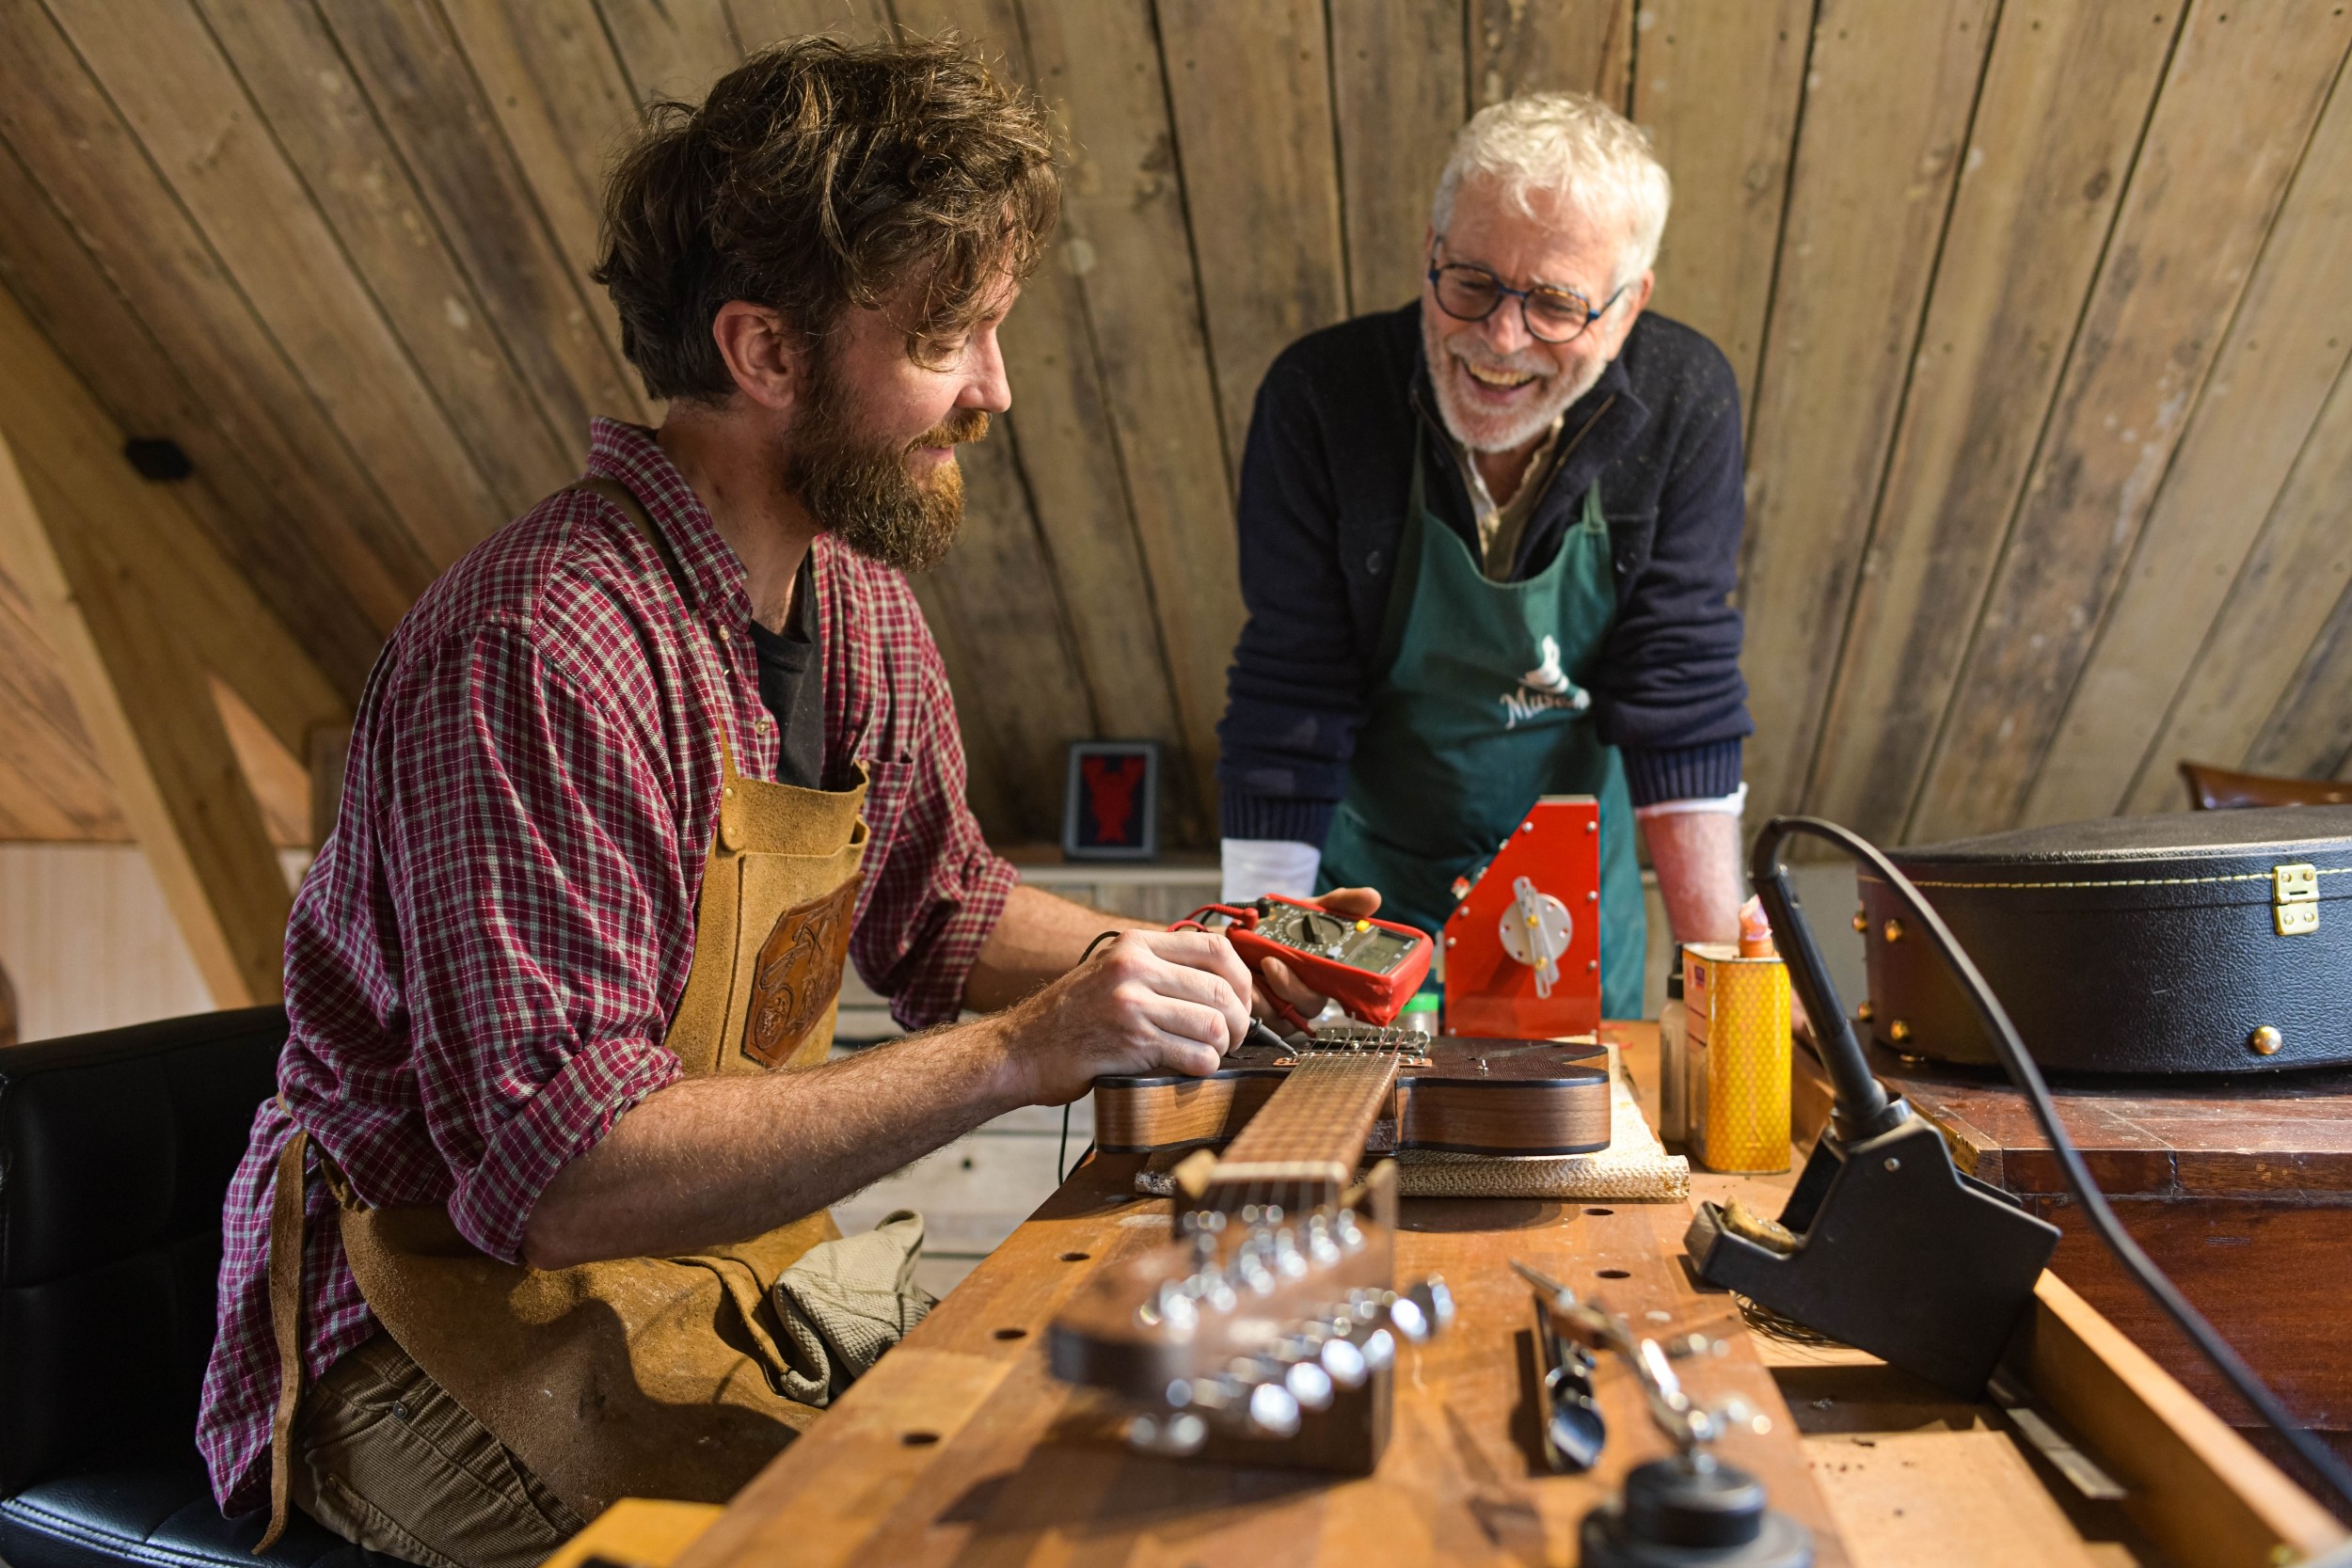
top-left (1048, 1202), bottom-right (1452, 1456)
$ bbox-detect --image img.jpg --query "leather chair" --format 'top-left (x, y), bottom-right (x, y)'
top-left (2178, 759), bottom-right (2352, 811)
top-left (0, 1007), bottom-right (384, 1568)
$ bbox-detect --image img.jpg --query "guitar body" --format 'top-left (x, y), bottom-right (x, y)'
top-left (1091, 1032), bottom-right (1612, 1156)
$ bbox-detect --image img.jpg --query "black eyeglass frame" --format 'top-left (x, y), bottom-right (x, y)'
top-left (1424, 240), bottom-right (1630, 344)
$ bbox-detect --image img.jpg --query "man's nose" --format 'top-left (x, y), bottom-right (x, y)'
top-left (1476, 298), bottom-right (1534, 356)
top-left (966, 329), bottom-right (1013, 414)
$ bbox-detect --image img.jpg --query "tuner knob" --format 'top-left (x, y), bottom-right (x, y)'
top-left (1406, 1276), bottom-right (1455, 1337)
top-left (1388, 1296), bottom-right (1430, 1343)
top-left (1319, 1337), bottom-right (1368, 1388)
top-left (1360, 1327), bottom-right (1396, 1371)
top-left (1248, 1381), bottom-right (1302, 1437)
top-left (1285, 1360), bottom-right (1335, 1410)
top-left (1127, 1411), bottom-right (1208, 1455)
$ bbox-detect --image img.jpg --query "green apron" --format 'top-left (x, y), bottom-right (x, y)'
top-left (1318, 441), bottom-right (1647, 1018)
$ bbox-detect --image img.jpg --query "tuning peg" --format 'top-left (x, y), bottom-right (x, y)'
top-left (1284, 1359), bottom-right (1334, 1411)
top-left (1247, 1381), bottom-right (1302, 1437)
top-left (1406, 1275), bottom-right (1455, 1336)
top-left (1360, 1326), bottom-right (1396, 1371)
top-left (1319, 1336), bottom-right (1368, 1388)
top-left (1127, 1411), bottom-right (1208, 1455)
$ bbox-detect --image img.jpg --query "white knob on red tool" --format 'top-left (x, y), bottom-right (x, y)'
top-left (1501, 875), bottom-right (1575, 998)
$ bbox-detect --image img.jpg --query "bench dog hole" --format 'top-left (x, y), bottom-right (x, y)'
top-left (1059, 1250), bottom-right (1090, 1262)
top-left (993, 1327), bottom-right (1028, 1340)
top-left (1596, 1268), bottom-right (1631, 1280)
top-left (902, 1431), bottom-right (941, 1447)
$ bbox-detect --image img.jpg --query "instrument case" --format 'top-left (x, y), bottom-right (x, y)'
top-left (1858, 804), bottom-right (2352, 1074)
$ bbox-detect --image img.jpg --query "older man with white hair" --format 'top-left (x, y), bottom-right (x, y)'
top-left (1216, 91), bottom-right (1751, 1016)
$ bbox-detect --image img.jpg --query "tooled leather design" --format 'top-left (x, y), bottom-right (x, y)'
top-left (741, 872), bottom-right (864, 1068)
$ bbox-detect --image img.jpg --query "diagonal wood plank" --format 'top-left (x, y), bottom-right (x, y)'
top-left (2030, 56), bottom-right (2352, 824)
top-left (596, 0), bottom-right (744, 104)
top-left (195, 0), bottom-right (578, 516)
top-left (2197, 365), bottom-right (2352, 786)
top-left (0, 561), bottom-right (124, 842)
top-left (1017, 0), bottom-right (1248, 839)
top-left (312, 0), bottom-right (653, 452)
top-left (44, 0), bottom-right (506, 571)
top-left (1804, 0), bottom-right (2180, 841)
top-left (1630, 0), bottom-right (1811, 412)
top-left (1735, 0), bottom-right (1998, 829)
top-left (903, 568), bottom-right (1023, 846)
top-left (894, 0), bottom-right (1198, 837)
top-left (437, 0), bottom-right (644, 338)
top-left (1329, 0), bottom-right (1468, 315)
top-left (0, 360), bottom-right (291, 1004)
top-left (1156, 0), bottom-right (1351, 480)
top-left (0, 145), bottom-right (385, 695)
top-left (726, 0), bottom-right (889, 51)
top-left (0, 3), bottom-right (429, 638)
top-left (1472, 0), bottom-right (1634, 111)
top-left (1910, 2), bottom-right (2352, 843)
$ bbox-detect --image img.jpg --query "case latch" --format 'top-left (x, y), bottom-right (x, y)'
top-left (2274, 863), bottom-right (2320, 936)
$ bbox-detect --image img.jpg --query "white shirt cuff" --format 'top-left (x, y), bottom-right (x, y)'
top-left (1221, 838), bottom-right (1322, 904)
top-left (1631, 782), bottom-right (1748, 820)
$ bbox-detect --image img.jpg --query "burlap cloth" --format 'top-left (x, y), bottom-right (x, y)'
top-left (1136, 1045), bottom-right (1690, 1201)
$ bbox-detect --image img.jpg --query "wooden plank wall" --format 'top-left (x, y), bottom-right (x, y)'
top-left (3, 0), bottom-right (2350, 854)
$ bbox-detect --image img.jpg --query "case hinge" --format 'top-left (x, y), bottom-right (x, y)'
top-left (2274, 863), bottom-right (2320, 936)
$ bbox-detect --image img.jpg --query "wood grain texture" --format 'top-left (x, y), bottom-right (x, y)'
top-left (2032, 55), bottom-right (2352, 826)
top-left (0, 394), bottom-right (287, 1004)
top-left (594, 0), bottom-right (743, 104)
top-left (1329, 0), bottom-right (1468, 315)
top-left (1910, 2), bottom-right (2352, 843)
top-left (1735, 0), bottom-right (1997, 827)
top-left (1471, 0), bottom-right (1633, 111)
top-left (897, 0), bottom-right (1200, 840)
top-left (673, 1157), bottom-right (1850, 1568)
top-left (2249, 570), bottom-right (2352, 784)
top-left (1156, 0), bottom-right (1351, 473)
top-left (1630, 0), bottom-right (1810, 409)
top-left (1020, 0), bottom-right (1242, 830)
top-left (193, 0), bottom-right (579, 515)
top-left (0, 2), bottom-right (428, 638)
top-left (42, 0), bottom-right (504, 570)
top-left (1804, 0), bottom-right (2178, 840)
top-left (0, 561), bottom-right (123, 841)
top-left (310, 0), bottom-right (651, 459)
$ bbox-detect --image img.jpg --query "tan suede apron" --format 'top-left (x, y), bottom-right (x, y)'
top-left (262, 479), bottom-right (871, 1542)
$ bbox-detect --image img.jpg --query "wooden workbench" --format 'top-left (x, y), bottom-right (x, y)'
top-left (635, 1024), bottom-right (2342, 1568)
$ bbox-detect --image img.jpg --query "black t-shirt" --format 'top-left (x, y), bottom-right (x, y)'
top-left (746, 555), bottom-right (824, 789)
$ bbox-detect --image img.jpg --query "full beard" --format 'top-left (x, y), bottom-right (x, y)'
top-left (1421, 307), bottom-right (1605, 455)
top-left (784, 351), bottom-right (988, 574)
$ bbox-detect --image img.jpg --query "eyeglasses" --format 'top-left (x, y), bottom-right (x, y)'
top-left (1425, 245), bottom-right (1627, 344)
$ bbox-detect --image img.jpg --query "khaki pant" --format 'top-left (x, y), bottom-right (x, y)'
top-left (289, 1335), bottom-right (587, 1568)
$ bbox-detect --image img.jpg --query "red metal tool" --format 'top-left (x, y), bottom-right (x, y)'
top-left (1442, 796), bottom-right (1603, 1038)
top-left (1172, 895), bottom-right (1434, 1031)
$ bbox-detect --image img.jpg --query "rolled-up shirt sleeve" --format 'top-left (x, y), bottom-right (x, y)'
top-left (378, 626), bottom-right (689, 1263)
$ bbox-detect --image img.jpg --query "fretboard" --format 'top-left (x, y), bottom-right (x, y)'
top-left (1205, 1050), bottom-right (1400, 1212)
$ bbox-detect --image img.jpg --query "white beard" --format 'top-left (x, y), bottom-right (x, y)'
top-left (1421, 307), bottom-right (1606, 454)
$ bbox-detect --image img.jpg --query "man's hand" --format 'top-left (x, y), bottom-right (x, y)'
top-left (1250, 886), bottom-right (1385, 1024)
top-left (997, 927), bottom-right (1255, 1104)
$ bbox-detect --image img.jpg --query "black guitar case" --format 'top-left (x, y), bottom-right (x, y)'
top-left (1858, 804), bottom-right (2352, 1074)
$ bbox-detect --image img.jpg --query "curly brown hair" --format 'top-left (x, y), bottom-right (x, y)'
top-left (594, 34), bottom-right (1059, 402)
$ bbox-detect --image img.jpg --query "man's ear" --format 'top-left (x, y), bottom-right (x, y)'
top-left (709, 301), bottom-right (801, 414)
top-left (1600, 269), bottom-right (1654, 358)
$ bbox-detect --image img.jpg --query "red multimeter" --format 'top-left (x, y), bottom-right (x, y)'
top-left (1172, 895), bottom-right (1434, 1030)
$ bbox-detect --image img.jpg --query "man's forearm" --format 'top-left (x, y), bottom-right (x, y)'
top-left (523, 1018), bottom-right (1023, 1269)
top-left (961, 882), bottom-right (1148, 1012)
top-left (1641, 809), bottom-right (1744, 947)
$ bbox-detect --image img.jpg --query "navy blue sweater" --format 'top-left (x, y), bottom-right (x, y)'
top-left (1216, 304), bottom-right (1753, 846)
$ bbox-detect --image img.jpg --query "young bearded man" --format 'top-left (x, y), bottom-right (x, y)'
top-left (199, 38), bottom-right (1361, 1568)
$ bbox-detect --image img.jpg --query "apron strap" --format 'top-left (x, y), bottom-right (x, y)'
top-left (256, 1122), bottom-right (310, 1553)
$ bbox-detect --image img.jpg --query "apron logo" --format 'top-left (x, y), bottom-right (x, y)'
top-left (1501, 635), bottom-right (1590, 729)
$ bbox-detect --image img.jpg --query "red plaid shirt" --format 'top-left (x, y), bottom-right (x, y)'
top-left (198, 420), bottom-right (1016, 1515)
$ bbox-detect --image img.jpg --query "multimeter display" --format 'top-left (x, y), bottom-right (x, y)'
top-left (1250, 901), bottom-right (1421, 975)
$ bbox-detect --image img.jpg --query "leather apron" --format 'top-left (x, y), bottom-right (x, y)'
top-left (1317, 430), bottom-right (1648, 1017)
top-left (262, 478), bottom-right (870, 1538)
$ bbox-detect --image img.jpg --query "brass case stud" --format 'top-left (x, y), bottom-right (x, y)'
top-left (2250, 1025), bottom-right (2283, 1056)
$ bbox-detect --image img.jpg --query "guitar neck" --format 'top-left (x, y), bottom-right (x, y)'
top-left (1205, 1050), bottom-right (1400, 1212)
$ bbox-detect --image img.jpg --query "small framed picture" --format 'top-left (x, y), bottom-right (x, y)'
top-left (1062, 740), bottom-right (1160, 861)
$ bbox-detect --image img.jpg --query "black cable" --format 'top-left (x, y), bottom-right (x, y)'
top-left (1752, 816), bottom-right (2352, 1514)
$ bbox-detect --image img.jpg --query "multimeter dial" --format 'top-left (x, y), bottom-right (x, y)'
top-left (1250, 898), bottom-right (1419, 975)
